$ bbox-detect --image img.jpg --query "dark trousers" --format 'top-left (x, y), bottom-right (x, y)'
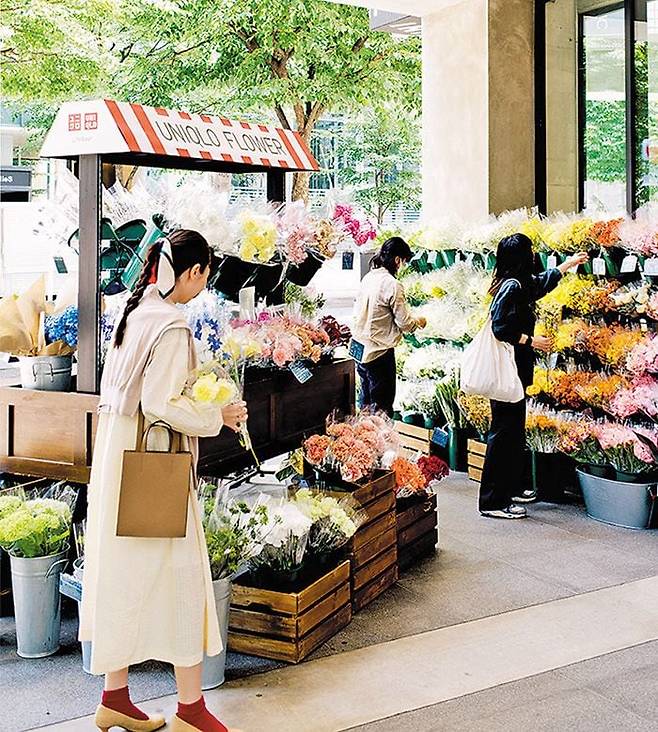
top-left (356, 349), bottom-right (396, 416)
top-left (479, 398), bottom-right (528, 511)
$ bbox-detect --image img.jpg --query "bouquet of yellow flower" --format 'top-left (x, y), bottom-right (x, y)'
top-left (525, 406), bottom-right (565, 453)
top-left (457, 392), bottom-right (491, 437)
top-left (238, 211), bottom-right (278, 263)
top-left (188, 361), bottom-right (239, 407)
top-left (575, 373), bottom-right (629, 411)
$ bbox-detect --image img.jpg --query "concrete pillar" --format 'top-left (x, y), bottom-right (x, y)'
top-left (422, 0), bottom-right (535, 220)
top-left (545, 0), bottom-right (579, 213)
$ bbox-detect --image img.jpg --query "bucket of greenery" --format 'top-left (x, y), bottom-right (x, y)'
top-left (0, 483), bottom-right (75, 657)
top-left (199, 482), bottom-right (271, 690)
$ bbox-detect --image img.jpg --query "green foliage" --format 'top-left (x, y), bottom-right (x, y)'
top-left (284, 282), bottom-right (325, 319)
top-left (584, 99), bottom-right (626, 183)
top-left (204, 498), bottom-right (270, 581)
top-left (0, 497), bottom-right (71, 558)
top-left (337, 106), bottom-right (421, 224)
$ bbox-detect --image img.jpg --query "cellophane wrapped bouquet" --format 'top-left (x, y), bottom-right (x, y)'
top-left (0, 482), bottom-right (76, 558)
top-left (390, 454), bottom-right (448, 499)
top-left (292, 488), bottom-right (365, 556)
top-left (199, 482), bottom-right (271, 581)
top-left (303, 411), bottom-right (400, 484)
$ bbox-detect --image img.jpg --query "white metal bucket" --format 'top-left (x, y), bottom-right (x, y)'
top-left (10, 551), bottom-right (68, 658)
top-left (18, 355), bottom-right (72, 391)
top-left (201, 578), bottom-right (232, 690)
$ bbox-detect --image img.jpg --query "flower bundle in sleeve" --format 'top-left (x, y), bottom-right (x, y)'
top-left (0, 483), bottom-right (76, 558)
top-left (391, 457), bottom-right (427, 498)
top-left (201, 487), bottom-right (271, 582)
top-left (292, 488), bottom-right (365, 555)
top-left (249, 502), bottom-right (312, 575)
top-left (626, 334), bottom-right (658, 377)
top-left (594, 423), bottom-right (657, 475)
top-left (332, 203), bottom-right (377, 248)
top-left (525, 406), bottom-right (565, 454)
top-left (457, 392), bottom-right (491, 437)
top-left (558, 419), bottom-right (607, 466)
top-left (237, 211), bottom-right (278, 263)
top-left (44, 305), bottom-right (78, 349)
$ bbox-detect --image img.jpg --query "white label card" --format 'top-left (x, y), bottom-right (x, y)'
top-left (644, 257), bottom-right (658, 275)
top-left (592, 257), bottom-right (606, 276)
top-left (620, 255), bottom-right (638, 273)
top-left (428, 251), bottom-right (439, 267)
top-left (239, 286), bottom-right (256, 321)
top-left (547, 254), bottom-right (558, 270)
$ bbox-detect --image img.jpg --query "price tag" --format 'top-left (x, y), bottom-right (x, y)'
top-left (592, 257), bottom-right (606, 276)
top-left (547, 254), bottom-right (558, 270)
top-left (431, 427), bottom-right (449, 448)
top-left (289, 362), bottom-right (313, 384)
top-left (644, 257), bottom-right (658, 275)
top-left (455, 251), bottom-right (463, 263)
top-left (348, 339), bottom-right (365, 363)
top-left (640, 318), bottom-right (648, 333)
top-left (428, 251), bottom-right (439, 268)
top-left (620, 254), bottom-right (638, 273)
top-left (238, 286), bottom-right (256, 321)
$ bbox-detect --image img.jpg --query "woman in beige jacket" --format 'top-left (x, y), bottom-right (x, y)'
top-left (80, 230), bottom-right (245, 732)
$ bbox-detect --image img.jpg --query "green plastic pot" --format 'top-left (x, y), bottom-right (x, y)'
top-left (441, 250), bottom-right (456, 267)
top-left (614, 470), bottom-right (648, 484)
top-left (447, 427), bottom-right (469, 472)
top-left (485, 252), bottom-right (497, 270)
top-left (585, 463), bottom-right (611, 479)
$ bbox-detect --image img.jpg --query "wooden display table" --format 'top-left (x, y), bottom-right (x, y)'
top-left (0, 359), bottom-right (355, 482)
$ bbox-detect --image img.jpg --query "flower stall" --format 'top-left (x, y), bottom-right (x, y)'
top-left (0, 99), bottom-right (355, 483)
top-left (389, 207), bottom-right (658, 528)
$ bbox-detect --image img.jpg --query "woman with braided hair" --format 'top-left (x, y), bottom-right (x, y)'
top-left (80, 230), bottom-right (245, 732)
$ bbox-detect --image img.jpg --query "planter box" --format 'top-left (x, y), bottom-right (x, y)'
top-left (577, 469), bottom-right (657, 530)
top-left (227, 560), bottom-right (351, 663)
top-left (339, 470), bottom-right (398, 612)
top-left (396, 493), bottom-right (438, 570)
top-left (395, 420), bottom-right (434, 456)
top-left (467, 439), bottom-right (486, 484)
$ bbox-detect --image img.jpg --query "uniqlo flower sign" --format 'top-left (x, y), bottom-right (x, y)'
top-left (41, 99), bottom-right (319, 172)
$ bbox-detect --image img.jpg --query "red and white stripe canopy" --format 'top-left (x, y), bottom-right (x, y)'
top-left (41, 99), bottom-right (320, 172)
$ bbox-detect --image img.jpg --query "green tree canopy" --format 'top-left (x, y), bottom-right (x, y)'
top-left (337, 105), bottom-right (420, 224)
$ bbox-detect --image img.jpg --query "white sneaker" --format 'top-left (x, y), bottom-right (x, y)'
top-left (480, 505), bottom-right (527, 519)
top-left (512, 490), bottom-right (538, 504)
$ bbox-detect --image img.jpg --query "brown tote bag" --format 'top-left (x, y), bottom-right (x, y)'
top-left (116, 412), bottom-right (192, 538)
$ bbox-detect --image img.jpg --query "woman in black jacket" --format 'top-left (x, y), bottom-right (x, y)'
top-left (479, 234), bottom-right (587, 519)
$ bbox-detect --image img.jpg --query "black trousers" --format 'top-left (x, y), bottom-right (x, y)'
top-left (478, 398), bottom-right (529, 511)
top-left (356, 349), bottom-right (396, 417)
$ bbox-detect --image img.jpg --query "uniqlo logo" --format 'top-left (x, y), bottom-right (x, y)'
top-left (68, 113), bottom-right (81, 131)
top-left (84, 112), bottom-right (98, 130)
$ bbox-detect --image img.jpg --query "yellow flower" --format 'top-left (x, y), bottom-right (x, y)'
top-left (215, 378), bottom-right (238, 407)
top-left (192, 373), bottom-right (221, 403)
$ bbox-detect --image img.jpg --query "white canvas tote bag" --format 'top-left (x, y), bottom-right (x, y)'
top-left (460, 279), bottom-right (525, 403)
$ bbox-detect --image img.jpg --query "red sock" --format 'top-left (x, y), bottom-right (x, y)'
top-left (177, 697), bottom-right (228, 732)
top-left (101, 686), bottom-right (149, 721)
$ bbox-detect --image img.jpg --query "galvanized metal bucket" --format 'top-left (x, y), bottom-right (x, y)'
top-left (201, 578), bottom-right (232, 690)
top-left (577, 469), bottom-right (657, 530)
top-left (10, 551), bottom-right (68, 658)
top-left (18, 355), bottom-right (72, 392)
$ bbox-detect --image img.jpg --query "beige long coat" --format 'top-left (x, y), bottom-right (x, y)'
top-left (80, 328), bottom-right (223, 674)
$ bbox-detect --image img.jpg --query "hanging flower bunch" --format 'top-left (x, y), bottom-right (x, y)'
top-left (525, 405), bottom-right (565, 453)
top-left (558, 419), bottom-right (607, 466)
top-left (332, 203), bottom-right (377, 247)
top-left (237, 211), bottom-right (278, 263)
top-left (594, 423), bottom-right (657, 474)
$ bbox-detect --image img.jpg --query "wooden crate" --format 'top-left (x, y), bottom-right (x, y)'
top-left (467, 439), bottom-right (486, 484)
top-left (341, 470), bottom-right (398, 612)
top-left (396, 493), bottom-right (438, 570)
top-left (394, 421), bottom-right (433, 456)
top-left (228, 560), bottom-right (352, 663)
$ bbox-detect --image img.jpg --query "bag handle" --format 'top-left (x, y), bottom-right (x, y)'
top-left (135, 411), bottom-right (182, 454)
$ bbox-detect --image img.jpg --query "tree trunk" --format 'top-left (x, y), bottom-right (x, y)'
top-left (292, 171), bottom-right (310, 202)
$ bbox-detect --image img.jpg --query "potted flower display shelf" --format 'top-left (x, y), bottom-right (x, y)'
top-left (227, 560), bottom-right (352, 663)
top-left (396, 493), bottom-right (438, 570)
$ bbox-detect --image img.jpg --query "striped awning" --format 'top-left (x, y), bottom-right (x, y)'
top-left (40, 99), bottom-right (319, 172)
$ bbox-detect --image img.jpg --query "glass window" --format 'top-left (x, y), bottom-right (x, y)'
top-left (581, 5), bottom-right (628, 213)
top-left (635, 0), bottom-right (658, 207)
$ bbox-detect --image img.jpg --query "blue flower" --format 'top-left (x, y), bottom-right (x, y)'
top-left (44, 306), bottom-right (78, 348)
